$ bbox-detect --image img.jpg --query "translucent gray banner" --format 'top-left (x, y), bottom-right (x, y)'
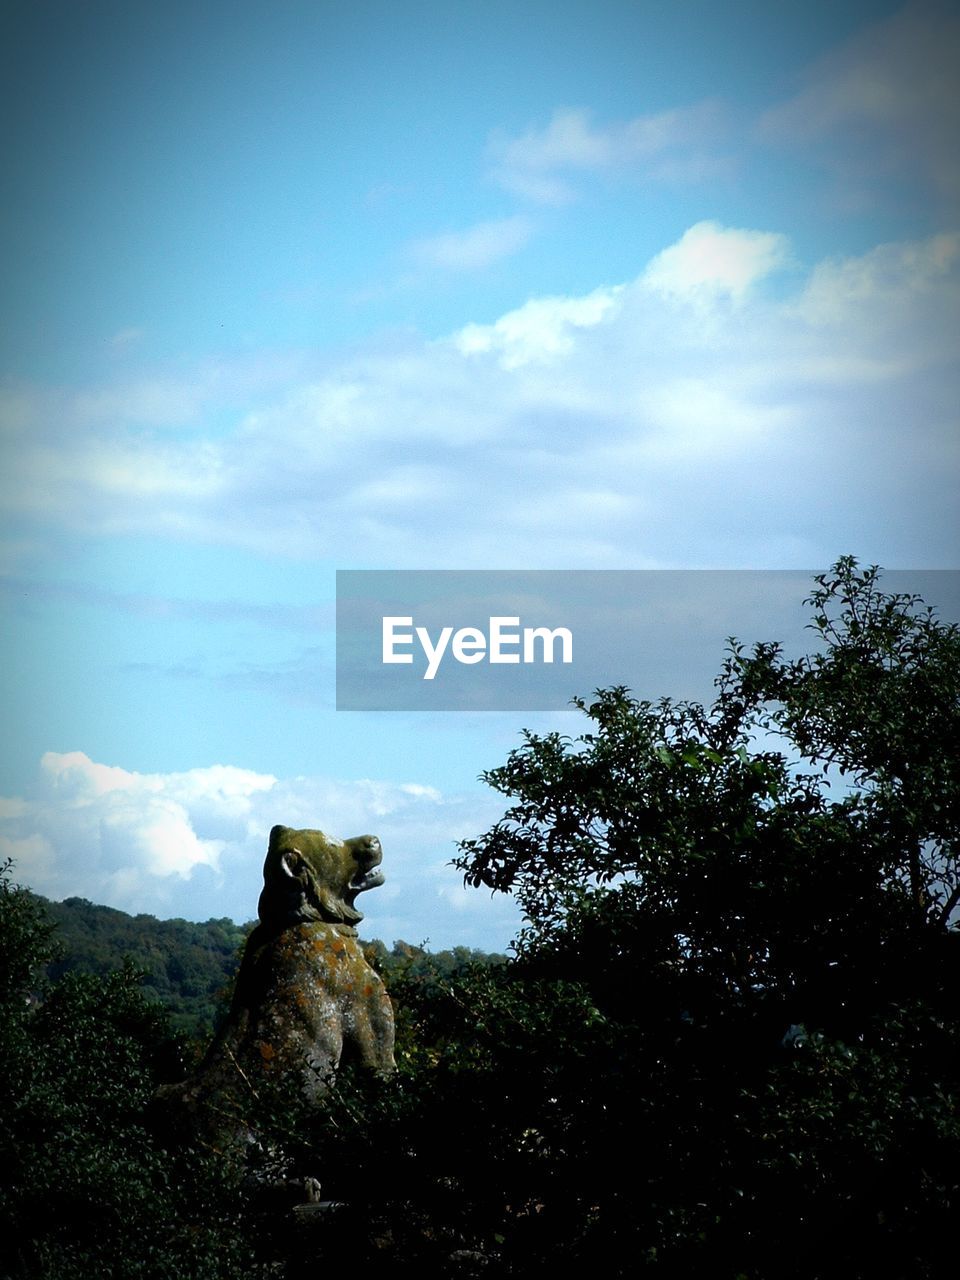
top-left (336, 570), bottom-right (960, 711)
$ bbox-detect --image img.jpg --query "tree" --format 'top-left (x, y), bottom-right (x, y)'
top-left (447, 559), bottom-right (960, 1276)
top-left (0, 863), bottom-right (256, 1279)
top-left (739, 558), bottom-right (960, 930)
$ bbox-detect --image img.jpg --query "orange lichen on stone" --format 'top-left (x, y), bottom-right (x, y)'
top-left (164, 824), bottom-right (395, 1127)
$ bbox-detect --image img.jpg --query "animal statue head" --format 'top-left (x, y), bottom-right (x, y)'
top-left (257, 824), bottom-right (385, 930)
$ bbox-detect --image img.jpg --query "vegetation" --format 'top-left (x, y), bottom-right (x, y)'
top-left (0, 863), bottom-right (256, 1279)
top-left (38, 897), bottom-right (253, 1040)
top-left (444, 557), bottom-right (960, 1275)
top-left (2, 559), bottom-right (957, 1276)
top-left (29, 895), bottom-right (503, 1045)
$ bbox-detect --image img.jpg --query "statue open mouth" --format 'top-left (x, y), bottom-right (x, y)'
top-left (350, 865), bottom-right (385, 895)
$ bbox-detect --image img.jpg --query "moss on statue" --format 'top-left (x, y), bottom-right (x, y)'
top-left (158, 825), bottom-right (395, 1142)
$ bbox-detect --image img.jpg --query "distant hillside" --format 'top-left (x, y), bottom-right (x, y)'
top-left (38, 895), bottom-right (254, 1040)
top-left (31, 893), bottom-right (508, 1043)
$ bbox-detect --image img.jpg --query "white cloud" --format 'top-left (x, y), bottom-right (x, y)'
top-left (1, 223), bottom-right (957, 569)
top-left (796, 232), bottom-right (959, 325)
top-left (488, 103), bottom-right (730, 203)
top-left (74, 379), bottom-right (205, 428)
top-left (411, 215), bottom-right (534, 271)
top-left (0, 752), bottom-right (519, 949)
top-left (34, 751), bottom-right (274, 886)
top-left (642, 220), bottom-right (790, 303)
top-left (760, 6), bottom-right (960, 207)
top-left (452, 284), bottom-right (623, 368)
top-left (44, 750), bottom-right (150, 799)
top-left (0, 832), bottom-right (55, 877)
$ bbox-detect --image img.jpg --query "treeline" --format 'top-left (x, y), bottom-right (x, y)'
top-left (31, 893), bottom-right (505, 1040)
top-left (37, 897), bottom-right (253, 1039)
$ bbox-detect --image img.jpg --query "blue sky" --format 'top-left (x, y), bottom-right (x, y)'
top-left (1, 1), bottom-right (957, 950)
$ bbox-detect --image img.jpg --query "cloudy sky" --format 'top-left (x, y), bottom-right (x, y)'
top-left (1, 1), bottom-right (957, 950)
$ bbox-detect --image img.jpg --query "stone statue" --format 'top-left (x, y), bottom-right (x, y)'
top-left (160, 825), bottom-right (395, 1140)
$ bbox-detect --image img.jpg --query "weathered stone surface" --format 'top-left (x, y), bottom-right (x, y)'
top-left (158, 824), bottom-right (394, 1137)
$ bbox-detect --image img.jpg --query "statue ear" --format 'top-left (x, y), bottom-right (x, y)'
top-left (280, 847), bottom-right (304, 881)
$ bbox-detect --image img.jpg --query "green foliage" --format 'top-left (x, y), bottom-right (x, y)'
top-left (237, 960), bottom-right (612, 1275)
top-left (0, 872), bottom-right (511, 1278)
top-left (0, 860), bottom-right (59, 1010)
top-left (0, 864), bottom-right (256, 1279)
top-left (432, 559), bottom-right (960, 1274)
top-left (40, 896), bottom-right (253, 1041)
top-left (738, 558), bottom-right (960, 928)
top-left (36, 896), bottom-right (502, 1047)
